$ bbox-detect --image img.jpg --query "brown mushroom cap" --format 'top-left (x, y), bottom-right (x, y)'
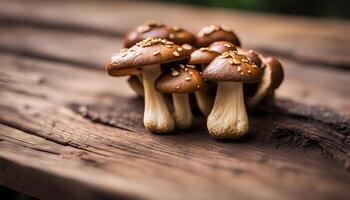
top-left (208, 41), bottom-right (237, 54)
top-left (196, 25), bottom-right (241, 47)
top-left (107, 38), bottom-right (190, 76)
top-left (203, 51), bottom-right (263, 83)
top-left (265, 57), bottom-right (284, 89)
top-left (155, 64), bottom-right (207, 93)
top-left (188, 47), bottom-right (220, 65)
top-left (237, 47), bottom-right (262, 67)
top-left (124, 22), bottom-right (196, 48)
top-left (169, 26), bottom-right (196, 46)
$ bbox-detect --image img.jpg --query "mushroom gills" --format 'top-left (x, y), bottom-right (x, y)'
top-left (172, 93), bottom-right (193, 129)
top-left (207, 82), bottom-right (249, 138)
top-left (143, 65), bottom-right (175, 133)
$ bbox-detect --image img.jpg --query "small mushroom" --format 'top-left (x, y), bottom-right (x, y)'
top-left (246, 57), bottom-right (284, 108)
top-left (127, 75), bottom-right (144, 97)
top-left (188, 48), bottom-right (220, 116)
top-left (107, 38), bottom-right (190, 133)
top-left (106, 50), bottom-right (143, 94)
top-left (203, 51), bottom-right (263, 138)
top-left (237, 47), bottom-right (263, 68)
top-left (155, 66), bottom-right (207, 129)
top-left (208, 41), bottom-right (237, 54)
top-left (124, 21), bottom-right (196, 96)
top-left (124, 21), bottom-right (196, 48)
top-left (196, 25), bottom-right (241, 47)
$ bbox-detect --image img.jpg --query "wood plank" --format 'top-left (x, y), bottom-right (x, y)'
top-left (0, 23), bottom-right (121, 69)
top-left (1, 53), bottom-right (350, 200)
top-left (0, 25), bottom-right (349, 113)
top-left (1, 0), bottom-right (350, 69)
top-left (0, 26), bottom-right (350, 113)
top-left (0, 54), bottom-right (134, 104)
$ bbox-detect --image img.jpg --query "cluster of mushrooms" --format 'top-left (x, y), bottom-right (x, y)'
top-left (106, 21), bottom-right (284, 139)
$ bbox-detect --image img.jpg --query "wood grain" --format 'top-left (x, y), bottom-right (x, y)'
top-left (1, 0), bottom-right (350, 69)
top-left (0, 25), bottom-right (349, 113)
top-left (0, 53), bottom-right (350, 200)
top-left (0, 1), bottom-right (350, 199)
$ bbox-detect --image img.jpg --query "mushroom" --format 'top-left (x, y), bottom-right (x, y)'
top-left (246, 57), bottom-right (284, 108)
top-left (127, 75), bottom-right (144, 97)
top-left (124, 21), bottom-right (196, 48)
top-left (124, 21), bottom-right (196, 97)
top-left (188, 48), bottom-right (220, 116)
top-left (107, 38), bottom-right (190, 133)
top-left (208, 41), bottom-right (237, 54)
top-left (196, 25), bottom-right (241, 47)
top-left (155, 65), bottom-right (207, 129)
top-left (237, 48), bottom-right (263, 68)
top-left (203, 51), bottom-right (263, 138)
top-left (106, 49), bottom-right (143, 94)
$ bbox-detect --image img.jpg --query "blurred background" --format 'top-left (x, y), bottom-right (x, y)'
top-left (0, 0), bottom-right (350, 200)
top-left (163, 0), bottom-right (350, 19)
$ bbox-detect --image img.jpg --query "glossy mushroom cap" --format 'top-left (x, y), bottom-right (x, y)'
top-left (203, 51), bottom-right (263, 83)
top-left (155, 64), bottom-right (207, 94)
top-left (124, 21), bottom-right (196, 48)
top-left (188, 47), bottom-right (220, 65)
top-left (169, 26), bottom-right (196, 46)
top-left (237, 47), bottom-right (262, 67)
top-left (208, 41), bottom-right (237, 54)
top-left (196, 25), bottom-right (241, 47)
top-left (107, 38), bottom-right (190, 76)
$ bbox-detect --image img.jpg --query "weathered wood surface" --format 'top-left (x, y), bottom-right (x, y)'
top-left (0, 1), bottom-right (350, 200)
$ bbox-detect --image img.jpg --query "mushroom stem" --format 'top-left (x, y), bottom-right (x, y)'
top-left (194, 63), bottom-right (214, 116)
top-left (207, 82), bottom-right (248, 138)
top-left (194, 91), bottom-right (214, 116)
top-left (128, 75), bottom-right (144, 97)
top-left (247, 66), bottom-right (272, 108)
top-left (143, 65), bottom-right (174, 133)
top-left (172, 93), bottom-right (193, 129)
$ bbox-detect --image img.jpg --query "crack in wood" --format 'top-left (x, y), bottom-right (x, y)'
top-left (71, 96), bottom-right (350, 170)
top-left (0, 118), bottom-right (109, 158)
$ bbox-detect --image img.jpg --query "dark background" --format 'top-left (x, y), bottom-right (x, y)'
top-left (163, 0), bottom-right (350, 19)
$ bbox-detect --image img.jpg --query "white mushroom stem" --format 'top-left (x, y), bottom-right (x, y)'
top-left (172, 93), bottom-right (193, 129)
top-left (143, 65), bottom-right (175, 133)
top-left (194, 91), bottom-right (214, 116)
top-left (247, 66), bottom-right (272, 108)
top-left (193, 63), bottom-right (214, 116)
top-left (207, 82), bottom-right (248, 138)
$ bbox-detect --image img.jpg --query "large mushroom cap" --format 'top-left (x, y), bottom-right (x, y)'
top-left (208, 41), bottom-right (237, 54)
top-left (188, 47), bottom-right (220, 65)
top-left (124, 21), bottom-right (196, 48)
top-left (237, 47), bottom-right (262, 67)
top-left (155, 64), bottom-right (207, 94)
top-left (196, 25), bottom-right (241, 47)
top-left (107, 38), bottom-right (190, 76)
top-left (203, 51), bottom-right (263, 83)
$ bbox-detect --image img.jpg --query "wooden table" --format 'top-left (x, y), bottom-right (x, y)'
top-left (0, 1), bottom-right (349, 199)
